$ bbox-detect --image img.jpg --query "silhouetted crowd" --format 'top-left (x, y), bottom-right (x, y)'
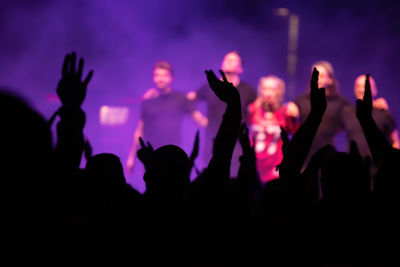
top-left (2, 52), bottom-right (400, 266)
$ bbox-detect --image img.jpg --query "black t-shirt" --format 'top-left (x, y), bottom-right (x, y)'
top-left (342, 105), bottom-right (396, 158)
top-left (295, 92), bottom-right (351, 158)
top-left (141, 90), bottom-right (195, 148)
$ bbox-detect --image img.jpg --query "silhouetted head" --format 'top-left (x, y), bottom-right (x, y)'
top-left (85, 153), bottom-right (126, 192)
top-left (354, 74), bottom-right (378, 100)
top-left (312, 61), bottom-right (339, 96)
top-left (0, 90), bottom-right (53, 178)
top-left (144, 145), bottom-right (190, 196)
top-left (221, 51), bottom-right (243, 75)
top-left (153, 61), bottom-right (173, 93)
top-left (0, 90), bottom-right (53, 212)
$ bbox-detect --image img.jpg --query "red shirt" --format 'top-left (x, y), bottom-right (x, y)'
top-left (248, 102), bottom-right (299, 183)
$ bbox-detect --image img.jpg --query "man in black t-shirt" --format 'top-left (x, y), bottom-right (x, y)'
top-left (343, 74), bottom-right (399, 159)
top-left (187, 51), bottom-right (257, 175)
top-left (126, 61), bottom-right (208, 172)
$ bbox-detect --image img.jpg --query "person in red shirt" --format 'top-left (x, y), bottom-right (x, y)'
top-left (248, 76), bottom-right (299, 183)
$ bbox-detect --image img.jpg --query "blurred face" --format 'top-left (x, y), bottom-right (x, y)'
top-left (354, 75), bottom-right (377, 99)
top-left (153, 68), bottom-right (173, 91)
top-left (314, 65), bottom-right (333, 89)
top-left (258, 78), bottom-right (280, 105)
top-left (221, 52), bottom-right (243, 74)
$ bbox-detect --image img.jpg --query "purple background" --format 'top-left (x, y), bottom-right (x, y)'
top-left (1, 0), bottom-right (399, 192)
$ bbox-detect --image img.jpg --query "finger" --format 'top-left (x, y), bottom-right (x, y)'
top-left (62, 54), bottom-right (70, 78)
top-left (219, 70), bottom-right (228, 83)
top-left (311, 67), bottom-right (319, 90)
top-left (364, 74), bottom-right (372, 105)
top-left (84, 70), bottom-right (94, 86)
top-left (206, 69), bottom-right (217, 80)
top-left (205, 70), bottom-right (218, 89)
top-left (70, 52), bottom-right (76, 76)
top-left (147, 141), bottom-right (154, 151)
top-left (77, 58), bottom-right (84, 80)
top-left (139, 137), bottom-right (145, 148)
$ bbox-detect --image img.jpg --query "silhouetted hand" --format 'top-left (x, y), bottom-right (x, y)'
top-left (189, 130), bottom-right (200, 175)
top-left (356, 74), bottom-right (373, 120)
top-left (137, 137), bottom-right (154, 169)
top-left (205, 69), bottom-right (240, 104)
top-left (310, 67), bottom-right (326, 115)
top-left (189, 130), bottom-right (200, 164)
top-left (57, 52), bottom-right (93, 108)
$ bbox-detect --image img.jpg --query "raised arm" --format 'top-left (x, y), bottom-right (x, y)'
top-left (279, 68), bottom-right (327, 181)
top-left (206, 69), bottom-right (242, 178)
top-left (55, 52), bottom-right (93, 172)
top-left (356, 74), bottom-right (394, 165)
top-left (236, 124), bottom-right (261, 215)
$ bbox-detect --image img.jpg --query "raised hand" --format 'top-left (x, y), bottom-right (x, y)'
top-left (310, 67), bottom-right (327, 115)
top-left (205, 69), bottom-right (240, 104)
top-left (57, 52), bottom-right (93, 108)
top-left (189, 130), bottom-right (200, 164)
top-left (356, 74), bottom-right (373, 120)
top-left (137, 137), bottom-right (154, 170)
top-left (189, 130), bottom-right (200, 175)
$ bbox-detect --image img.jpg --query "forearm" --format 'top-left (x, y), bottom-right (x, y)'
top-left (55, 106), bottom-right (86, 171)
top-left (358, 116), bottom-right (393, 164)
top-left (280, 111), bottom-right (323, 178)
top-left (208, 99), bottom-right (242, 177)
